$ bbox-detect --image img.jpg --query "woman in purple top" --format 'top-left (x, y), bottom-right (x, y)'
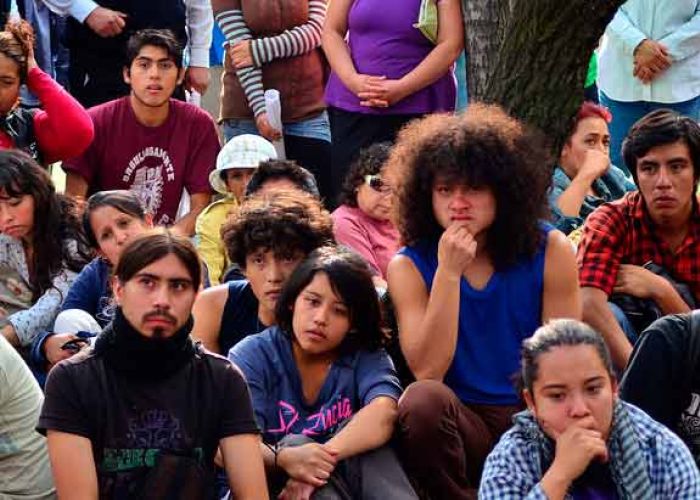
top-left (323, 0), bottom-right (464, 199)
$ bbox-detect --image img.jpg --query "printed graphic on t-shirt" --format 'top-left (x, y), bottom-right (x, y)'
top-left (123, 147), bottom-right (176, 226)
top-left (268, 396), bottom-right (353, 439)
top-left (680, 392), bottom-right (700, 462)
top-left (102, 409), bottom-right (201, 471)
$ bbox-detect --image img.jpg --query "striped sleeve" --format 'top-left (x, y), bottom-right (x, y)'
top-left (249, 0), bottom-right (327, 67)
top-left (215, 9), bottom-right (266, 116)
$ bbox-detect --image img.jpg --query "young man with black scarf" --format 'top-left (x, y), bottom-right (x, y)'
top-left (38, 229), bottom-right (267, 499)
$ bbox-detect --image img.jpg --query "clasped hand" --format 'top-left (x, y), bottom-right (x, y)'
top-left (633, 39), bottom-right (671, 84)
top-left (352, 74), bottom-right (407, 108)
top-left (277, 442), bottom-right (339, 487)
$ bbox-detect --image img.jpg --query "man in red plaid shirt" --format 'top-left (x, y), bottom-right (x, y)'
top-left (578, 109), bottom-right (700, 370)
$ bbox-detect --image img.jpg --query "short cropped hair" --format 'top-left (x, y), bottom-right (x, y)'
top-left (222, 190), bottom-right (334, 269)
top-left (115, 228), bottom-right (201, 286)
top-left (622, 109), bottom-right (700, 186)
top-left (245, 160), bottom-right (320, 198)
top-left (125, 29), bottom-right (183, 70)
top-left (386, 104), bottom-right (551, 269)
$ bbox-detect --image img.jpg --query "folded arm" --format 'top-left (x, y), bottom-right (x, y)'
top-left (249, 0), bottom-right (326, 67)
top-left (213, 2), bottom-right (266, 116)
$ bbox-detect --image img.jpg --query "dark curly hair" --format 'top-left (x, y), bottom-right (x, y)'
top-left (0, 150), bottom-right (92, 301)
top-left (337, 142), bottom-right (392, 207)
top-left (222, 190), bottom-right (334, 269)
top-left (386, 104), bottom-right (552, 270)
top-left (275, 246), bottom-right (384, 354)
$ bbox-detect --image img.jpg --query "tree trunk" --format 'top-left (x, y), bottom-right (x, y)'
top-left (482, 0), bottom-right (625, 154)
top-left (462, 0), bottom-right (510, 101)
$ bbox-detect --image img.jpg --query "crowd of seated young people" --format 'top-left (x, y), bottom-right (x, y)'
top-left (5, 100), bottom-right (700, 500)
top-left (3, 9), bottom-right (700, 498)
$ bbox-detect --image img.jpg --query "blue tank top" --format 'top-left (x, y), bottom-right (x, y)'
top-left (399, 224), bottom-right (552, 405)
top-left (219, 280), bottom-right (266, 356)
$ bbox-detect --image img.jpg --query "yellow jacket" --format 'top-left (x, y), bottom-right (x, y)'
top-left (195, 197), bottom-right (238, 285)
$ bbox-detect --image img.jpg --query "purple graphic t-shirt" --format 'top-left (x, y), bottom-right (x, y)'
top-left (63, 97), bottom-right (219, 226)
top-left (229, 326), bottom-right (403, 444)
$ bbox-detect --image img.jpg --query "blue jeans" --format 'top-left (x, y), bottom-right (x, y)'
top-left (599, 92), bottom-right (700, 175)
top-left (221, 110), bottom-right (331, 143)
top-left (221, 111), bottom-right (333, 202)
top-left (608, 301), bottom-right (639, 346)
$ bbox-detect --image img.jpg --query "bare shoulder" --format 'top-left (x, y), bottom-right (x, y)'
top-left (195, 283), bottom-right (230, 309)
top-left (545, 228), bottom-right (576, 262)
top-left (192, 283), bottom-right (230, 349)
top-left (387, 254), bottom-right (429, 304)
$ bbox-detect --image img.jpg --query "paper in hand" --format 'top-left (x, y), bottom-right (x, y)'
top-left (265, 89), bottom-right (286, 159)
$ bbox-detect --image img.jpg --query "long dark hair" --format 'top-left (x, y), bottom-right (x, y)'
top-left (275, 246), bottom-right (384, 354)
top-left (115, 228), bottom-right (201, 286)
top-left (83, 190), bottom-right (147, 249)
top-left (0, 150), bottom-right (91, 300)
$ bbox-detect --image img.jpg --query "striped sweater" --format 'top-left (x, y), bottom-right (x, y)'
top-left (214, 0), bottom-right (326, 117)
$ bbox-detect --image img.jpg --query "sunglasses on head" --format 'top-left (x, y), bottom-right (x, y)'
top-left (364, 175), bottom-right (392, 193)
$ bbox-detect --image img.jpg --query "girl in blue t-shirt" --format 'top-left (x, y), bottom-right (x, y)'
top-left (229, 246), bottom-right (416, 499)
top-left (32, 190), bottom-right (152, 374)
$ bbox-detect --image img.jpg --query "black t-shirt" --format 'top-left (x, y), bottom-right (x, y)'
top-left (620, 313), bottom-right (700, 464)
top-left (38, 348), bottom-right (259, 498)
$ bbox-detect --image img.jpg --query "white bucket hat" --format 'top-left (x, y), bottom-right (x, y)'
top-left (210, 134), bottom-right (278, 194)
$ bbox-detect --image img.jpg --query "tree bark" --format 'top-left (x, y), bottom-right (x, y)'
top-left (481, 0), bottom-right (625, 154)
top-left (462, 0), bottom-right (509, 101)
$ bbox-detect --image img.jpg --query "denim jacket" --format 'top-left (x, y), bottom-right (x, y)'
top-left (548, 164), bottom-right (636, 234)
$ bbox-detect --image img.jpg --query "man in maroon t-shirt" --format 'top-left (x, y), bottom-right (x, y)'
top-left (63, 29), bottom-right (219, 235)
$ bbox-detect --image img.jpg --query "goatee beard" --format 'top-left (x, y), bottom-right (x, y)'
top-left (152, 326), bottom-right (167, 339)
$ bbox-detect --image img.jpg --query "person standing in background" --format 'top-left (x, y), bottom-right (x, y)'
top-left (598, 0), bottom-right (700, 173)
top-left (322, 0), bottom-right (463, 200)
top-left (40, 0), bottom-right (213, 107)
top-left (212, 0), bottom-right (333, 202)
top-left (62, 30), bottom-right (219, 236)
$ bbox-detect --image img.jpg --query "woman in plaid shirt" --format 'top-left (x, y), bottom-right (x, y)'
top-left (480, 319), bottom-right (700, 499)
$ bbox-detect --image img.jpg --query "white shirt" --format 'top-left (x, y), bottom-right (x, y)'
top-left (0, 336), bottom-right (55, 499)
top-left (598, 0), bottom-right (700, 103)
top-left (38, 0), bottom-right (213, 67)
